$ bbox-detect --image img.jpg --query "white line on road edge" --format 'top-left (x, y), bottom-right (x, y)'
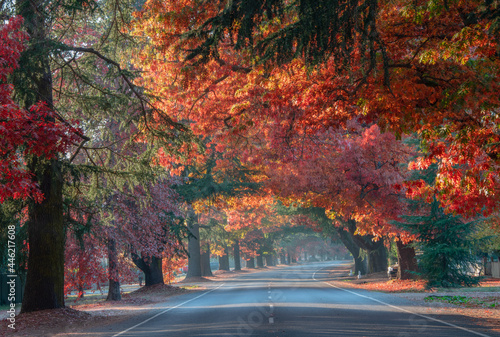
top-left (112, 283), bottom-right (225, 337)
top-left (312, 269), bottom-right (491, 337)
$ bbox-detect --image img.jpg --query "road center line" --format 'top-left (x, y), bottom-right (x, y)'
top-left (312, 269), bottom-right (491, 337)
top-left (112, 283), bottom-right (225, 337)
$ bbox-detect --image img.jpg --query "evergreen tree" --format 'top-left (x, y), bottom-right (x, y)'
top-left (398, 197), bottom-right (480, 288)
top-left (2, 0), bottom-right (190, 312)
top-left (395, 162), bottom-right (481, 288)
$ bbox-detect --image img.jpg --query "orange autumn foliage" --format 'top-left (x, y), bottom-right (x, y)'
top-left (132, 0), bottom-right (500, 227)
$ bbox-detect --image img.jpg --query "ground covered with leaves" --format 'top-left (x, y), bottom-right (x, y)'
top-left (0, 283), bottom-right (198, 337)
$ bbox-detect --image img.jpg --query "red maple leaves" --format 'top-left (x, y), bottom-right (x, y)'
top-left (0, 17), bottom-right (79, 203)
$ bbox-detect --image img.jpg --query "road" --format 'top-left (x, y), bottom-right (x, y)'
top-left (84, 262), bottom-right (498, 337)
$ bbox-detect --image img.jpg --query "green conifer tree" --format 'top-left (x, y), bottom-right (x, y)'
top-left (395, 163), bottom-right (480, 288)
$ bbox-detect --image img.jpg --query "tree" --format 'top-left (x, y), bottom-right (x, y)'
top-left (398, 198), bottom-right (481, 288)
top-left (174, 153), bottom-right (261, 279)
top-left (2, 0), bottom-right (191, 312)
top-left (135, 0), bottom-right (500, 219)
top-left (64, 223), bottom-right (107, 300)
top-left (396, 161), bottom-right (482, 288)
top-left (113, 180), bottom-right (184, 287)
top-left (0, 14), bottom-right (80, 312)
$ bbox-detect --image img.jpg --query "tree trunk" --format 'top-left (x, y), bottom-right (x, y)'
top-left (145, 256), bottom-right (164, 286)
top-left (106, 238), bottom-right (121, 301)
top-left (354, 254), bottom-right (367, 276)
top-left (280, 253), bottom-right (287, 265)
top-left (186, 211), bottom-right (202, 278)
top-left (233, 240), bottom-right (241, 271)
top-left (219, 246), bottom-right (230, 271)
top-left (396, 240), bottom-right (418, 280)
top-left (77, 284), bottom-right (85, 299)
top-left (22, 159), bottom-right (65, 313)
top-left (246, 256), bottom-right (255, 268)
top-left (343, 220), bottom-right (388, 274)
top-left (107, 278), bottom-right (121, 301)
top-left (265, 255), bottom-right (275, 266)
top-left (20, 0), bottom-right (65, 313)
top-left (256, 254), bottom-right (264, 268)
top-left (132, 253), bottom-right (164, 286)
top-left (336, 228), bottom-right (366, 275)
top-left (367, 241), bottom-right (388, 274)
top-left (200, 243), bottom-right (213, 277)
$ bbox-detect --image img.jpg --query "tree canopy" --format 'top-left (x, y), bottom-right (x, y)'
top-left (1, 0), bottom-right (500, 314)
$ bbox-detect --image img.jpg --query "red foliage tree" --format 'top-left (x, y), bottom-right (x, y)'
top-left (133, 0), bottom-right (500, 220)
top-left (0, 17), bottom-right (78, 203)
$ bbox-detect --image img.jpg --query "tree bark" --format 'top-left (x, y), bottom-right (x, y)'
top-left (132, 254), bottom-right (164, 286)
top-left (280, 253), bottom-right (287, 264)
top-left (106, 238), bottom-right (121, 301)
top-left (20, 0), bottom-right (65, 313)
top-left (246, 256), bottom-right (255, 268)
top-left (22, 159), bottom-right (65, 313)
top-left (147, 257), bottom-right (164, 286)
top-left (233, 240), bottom-right (241, 271)
top-left (336, 228), bottom-right (367, 275)
top-left (367, 241), bottom-right (388, 274)
top-left (218, 246), bottom-right (230, 271)
top-left (344, 219), bottom-right (387, 274)
top-left (186, 211), bottom-right (202, 278)
top-left (200, 242), bottom-right (213, 277)
top-left (107, 278), bottom-right (121, 301)
top-left (354, 255), bottom-right (367, 275)
top-left (256, 254), bottom-right (264, 268)
top-left (396, 240), bottom-right (418, 280)
top-left (265, 255), bottom-right (275, 266)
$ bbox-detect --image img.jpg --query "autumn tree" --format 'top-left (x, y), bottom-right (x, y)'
top-left (130, 0), bottom-right (500, 286)
top-left (0, 13), bottom-right (79, 312)
top-left (0, 0), bottom-right (191, 313)
top-left (135, 0), bottom-right (500, 221)
top-left (175, 153), bottom-right (261, 279)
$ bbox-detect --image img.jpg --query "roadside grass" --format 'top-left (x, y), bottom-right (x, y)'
top-left (434, 286), bottom-right (500, 293)
top-left (65, 283), bottom-right (196, 308)
top-left (425, 295), bottom-right (499, 309)
top-left (65, 292), bottom-right (108, 307)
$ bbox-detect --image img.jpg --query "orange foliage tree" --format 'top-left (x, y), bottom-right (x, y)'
top-left (132, 0), bottom-right (500, 220)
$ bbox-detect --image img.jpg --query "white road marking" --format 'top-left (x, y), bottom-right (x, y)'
top-left (112, 283), bottom-right (225, 337)
top-left (312, 269), bottom-right (491, 337)
top-left (269, 317), bottom-right (275, 324)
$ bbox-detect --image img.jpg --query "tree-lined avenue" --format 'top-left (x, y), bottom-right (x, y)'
top-left (78, 262), bottom-right (498, 337)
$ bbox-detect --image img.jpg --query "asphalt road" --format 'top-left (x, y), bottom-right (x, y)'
top-left (84, 262), bottom-right (499, 337)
